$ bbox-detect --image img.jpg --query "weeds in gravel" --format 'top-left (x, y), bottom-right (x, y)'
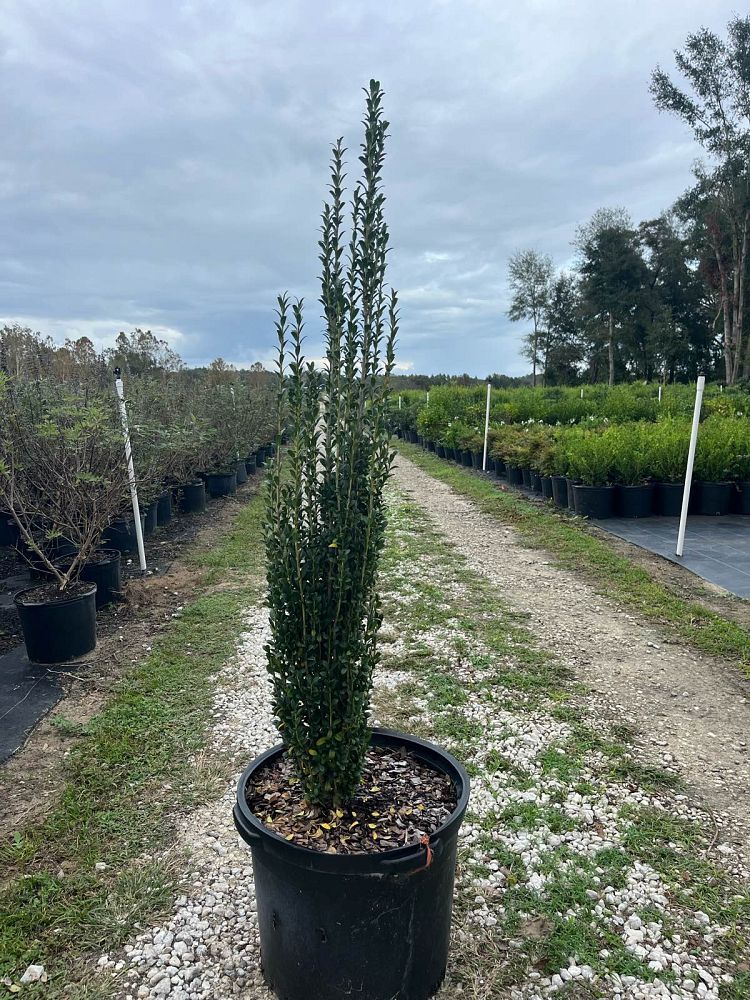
top-left (0, 485), bottom-right (267, 994)
top-left (398, 441), bottom-right (750, 675)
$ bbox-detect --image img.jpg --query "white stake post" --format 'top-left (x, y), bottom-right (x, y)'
top-left (114, 370), bottom-right (147, 573)
top-left (482, 380), bottom-right (492, 471)
top-left (398, 395), bottom-right (402, 410)
top-left (426, 390), bottom-right (430, 406)
top-left (676, 375), bottom-right (705, 558)
top-left (658, 385), bottom-right (662, 403)
top-left (580, 387), bottom-right (584, 399)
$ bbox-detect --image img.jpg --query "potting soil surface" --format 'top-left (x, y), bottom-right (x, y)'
top-left (0, 644), bottom-right (63, 763)
top-left (591, 514), bottom-right (750, 598)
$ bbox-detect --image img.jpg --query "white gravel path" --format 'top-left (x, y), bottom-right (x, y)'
top-left (97, 475), bottom-right (749, 1000)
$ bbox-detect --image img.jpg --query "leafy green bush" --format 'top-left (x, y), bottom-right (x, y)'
top-left (645, 419), bottom-right (690, 483)
top-left (564, 430), bottom-right (613, 486)
top-left (265, 82), bottom-right (397, 808)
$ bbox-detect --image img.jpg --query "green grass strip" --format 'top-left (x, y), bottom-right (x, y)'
top-left (398, 442), bottom-right (750, 673)
top-left (0, 486), bottom-right (267, 993)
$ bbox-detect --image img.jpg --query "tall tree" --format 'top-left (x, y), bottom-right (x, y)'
top-left (650, 17), bottom-right (750, 383)
top-left (543, 272), bottom-right (584, 385)
top-left (507, 249), bottom-right (553, 386)
top-left (575, 208), bottom-right (648, 386)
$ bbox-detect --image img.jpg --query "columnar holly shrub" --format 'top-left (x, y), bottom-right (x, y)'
top-left (265, 81), bottom-right (398, 808)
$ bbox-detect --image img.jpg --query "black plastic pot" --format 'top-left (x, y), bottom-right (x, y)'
top-left (234, 728), bottom-right (470, 1000)
top-left (616, 483), bottom-right (654, 519)
top-left (427, 440), bottom-right (436, 453)
top-left (551, 475), bottom-right (568, 508)
top-left (696, 481), bottom-right (733, 516)
top-left (436, 445), bottom-right (446, 459)
top-left (0, 515), bottom-right (19, 547)
top-left (235, 459), bottom-right (248, 485)
top-left (80, 550), bottom-right (122, 609)
top-left (256, 448), bottom-right (267, 467)
top-left (157, 491), bottom-right (173, 526)
top-left (471, 451), bottom-right (483, 470)
top-left (206, 471), bottom-right (237, 497)
top-left (494, 459), bottom-right (506, 478)
top-left (245, 455), bottom-right (258, 475)
top-left (103, 515), bottom-right (146, 554)
top-left (449, 447), bottom-right (460, 462)
top-left (461, 450), bottom-right (473, 467)
top-left (733, 482), bottom-right (750, 515)
top-left (521, 468), bottom-right (532, 489)
top-left (181, 481), bottom-right (207, 514)
top-left (541, 476), bottom-right (553, 499)
top-left (573, 485), bottom-right (615, 519)
top-left (144, 502), bottom-right (158, 535)
top-left (654, 482), bottom-right (684, 517)
top-left (15, 581), bottom-right (97, 663)
top-left (530, 472), bottom-right (542, 493)
top-left (506, 464), bottom-right (523, 486)
top-left (566, 478), bottom-right (579, 511)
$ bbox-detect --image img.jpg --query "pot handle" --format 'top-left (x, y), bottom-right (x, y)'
top-left (233, 805), bottom-right (262, 845)
top-left (379, 835), bottom-right (444, 875)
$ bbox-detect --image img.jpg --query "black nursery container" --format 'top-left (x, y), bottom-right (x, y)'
top-left (157, 491), bottom-right (173, 526)
top-left (15, 581), bottom-right (97, 663)
top-left (654, 482), bottom-right (684, 517)
top-left (696, 482), bottom-right (733, 516)
top-left (236, 459), bottom-right (248, 485)
top-left (461, 450), bottom-right (473, 467)
top-left (234, 729), bottom-right (470, 1000)
top-left (0, 515), bottom-right (19, 547)
top-left (494, 458), bottom-right (506, 478)
top-left (506, 464), bottom-right (523, 486)
top-left (255, 448), bottom-right (267, 467)
top-left (144, 502), bottom-right (158, 535)
top-left (245, 455), bottom-right (258, 475)
top-left (573, 485), bottom-right (615, 519)
top-left (521, 468), bottom-right (532, 489)
top-left (566, 478), bottom-right (579, 511)
top-left (103, 515), bottom-right (146, 555)
top-left (181, 481), bottom-right (207, 513)
top-left (530, 472), bottom-right (542, 493)
top-left (206, 471), bottom-right (237, 498)
top-left (80, 550), bottom-right (122, 608)
top-left (733, 482), bottom-right (750, 515)
top-left (616, 483), bottom-right (654, 518)
top-left (540, 476), bottom-right (554, 499)
top-left (551, 475), bottom-right (568, 508)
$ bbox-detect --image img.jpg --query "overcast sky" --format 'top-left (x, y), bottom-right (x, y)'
top-left (0, 1), bottom-right (737, 376)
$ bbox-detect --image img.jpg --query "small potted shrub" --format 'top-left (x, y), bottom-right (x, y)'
top-left (648, 419), bottom-right (690, 516)
top-left (233, 82), bottom-right (470, 1000)
top-left (608, 424), bottom-right (655, 518)
top-left (728, 420), bottom-right (750, 514)
top-left (0, 377), bottom-right (128, 661)
top-left (693, 417), bottom-right (736, 515)
top-left (566, 430), bottom-right (616, 518)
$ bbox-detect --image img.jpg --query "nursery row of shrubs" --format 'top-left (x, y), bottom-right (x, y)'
top-left (390, 381), bottom-right (750, 440)
top-left (400, 415), bottom-right (750, 520)
top-left (0, 370), bottom-right (278, 663)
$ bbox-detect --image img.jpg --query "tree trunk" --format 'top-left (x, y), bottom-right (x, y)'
top-left (608, 313), bottom-right (615, 387)
top-left (532, 320), bottom-right (538, 388)
top-left (541, 330), bottom-right (551, 388)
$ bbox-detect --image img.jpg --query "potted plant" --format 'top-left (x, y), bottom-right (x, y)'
top-left (608, 424), bottom-right (655, 518)
top-left (0, 376), bottom-right (128, 661)
top-left (648, 418), bottom-right (690, 516)
top-left (566, 430), bottom-right (616, 518)
top-left (693, 416), bottom-right (736, 515)
top-left (233, 82), bottom-right (470, 1000)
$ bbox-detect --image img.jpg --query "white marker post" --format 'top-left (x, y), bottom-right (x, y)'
top-left (426, 391), bottom-right (430, 406)
top-left (114, 370), bottom-right (147, 573)
top-left (398, 395), bottom-right (402, 410)
top-left (658, 385), bottom-right (662, 403)
top-left (482, 380), bottom-right (492, 471)
top-left (580, 387), bottom-right (584, 399)
top-left (676, 375), bottom-right (705, 558)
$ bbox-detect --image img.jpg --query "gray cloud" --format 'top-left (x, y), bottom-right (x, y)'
top-left (0, 0), bottom-right (735, 375)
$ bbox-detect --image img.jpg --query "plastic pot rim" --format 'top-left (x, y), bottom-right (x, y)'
top-left (14, 580), bottom-right (97, 609)
top-left (234, 727), bottom-right (470, 876)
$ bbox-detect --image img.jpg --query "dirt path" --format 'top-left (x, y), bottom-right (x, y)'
top-left (393, 453), bottom-right (750, 856)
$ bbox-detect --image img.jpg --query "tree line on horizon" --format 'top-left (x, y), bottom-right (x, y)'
top-left (508, 16), bottom-right (750, 388)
